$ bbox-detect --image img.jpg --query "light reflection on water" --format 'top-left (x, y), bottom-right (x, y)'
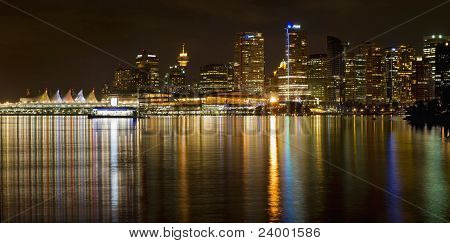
top-left (0, 115), bottom-right (449, 222)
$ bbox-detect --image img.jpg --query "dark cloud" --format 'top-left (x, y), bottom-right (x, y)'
top-left (0, 0), bottom-right (449, 101)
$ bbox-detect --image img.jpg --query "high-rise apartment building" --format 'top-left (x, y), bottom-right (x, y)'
top-left (384, 48), bottom-right (398, 103)
top-left (396, 45), bottom-right (416, 104)
top-left (233, 32), bottom-right (265, 95)
top-left (384, 45), bottom-right (415, 105)
top-left (423, 34), bottom-right (450, 98)
top-left (360, 43), bottom-right (385, 104)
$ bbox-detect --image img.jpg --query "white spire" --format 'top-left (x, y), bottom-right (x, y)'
top-left (74, 90), bottom-right (86, 103)
top-left (51, 90), bottom-right (63, 103)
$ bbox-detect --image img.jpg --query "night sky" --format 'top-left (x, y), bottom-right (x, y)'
top-left (0, 0), bottom-right (449, 101)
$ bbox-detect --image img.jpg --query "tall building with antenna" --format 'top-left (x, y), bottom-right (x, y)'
top-left (164, 43), bottom-right (190, 93)
top-left (178, 43), bottom-right (189, 69)
top-left (279, 23), bottom-right (310, 102)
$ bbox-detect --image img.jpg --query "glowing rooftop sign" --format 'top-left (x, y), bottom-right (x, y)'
top-left (287, 23), bottom-right (301, 29)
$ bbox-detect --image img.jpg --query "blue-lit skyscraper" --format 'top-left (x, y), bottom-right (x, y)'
top-left (279, 23), bottom-right (310, 102)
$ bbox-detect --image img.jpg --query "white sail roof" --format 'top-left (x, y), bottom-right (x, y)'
top-left (86, 89), bottom-right (98, 103)
top-left (62, 90), bottom-right (74, 103)
top-left (74, 90), bottom-right (86, 103)
top-left (51, 90), bottom-right (63, 103)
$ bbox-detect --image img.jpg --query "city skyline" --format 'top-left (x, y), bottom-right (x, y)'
top-left (0, 0), bottom-right (449, 101)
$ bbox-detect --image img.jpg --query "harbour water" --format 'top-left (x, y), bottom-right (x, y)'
top-left (0, 115), bottom-right (448, 222)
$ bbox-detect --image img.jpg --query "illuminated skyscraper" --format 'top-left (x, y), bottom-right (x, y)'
top-left (360, 43), bottom-right (385, 104)
top-left (307, 54), bottom-right (328, 102)
top-left (384, 45), bottom-right (415, 105)
top-left (344, 51), bottom-right (358, 102)
top-left (199, 64), bottom-right (233, 94)
top-left (164, 65), bottom-right (187, 92)
top-left (423, 34), bottom-right (450, 98)
top-left (435, 41), bottom-right (450, 99)
top-left (233, 32), bottom-right (265, 94)
top-left (327, 36), bottom-right (348, 102)
top-left (113, 66), bottom-right (135, 91)
top-left (384, 47), bottom-right (399, 103)
top-left (136, 50), bottom-right (160, 90)
top-left (279, 23), bottom-right (310, 101)
top-left (178, 43), bottom-right (189, 68)
top-left (396, 45), bottom-right (416, 104)
top-left (103, 66), bottom-right (138, 96)
top-left (412, 56), bottom-right (434, 101)
top-left (163, 44), bottom-right (190, 94)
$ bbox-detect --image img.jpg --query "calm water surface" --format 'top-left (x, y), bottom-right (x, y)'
top-left (0, 115), bottom-right (449, 222)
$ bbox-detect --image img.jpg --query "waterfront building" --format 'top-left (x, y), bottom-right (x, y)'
top-left (199, 64), bottom-right (233, 94)
top-left (327, 36), bottom-right (348, 102)
top-left (423, 34), bottom-right (450, 98)
top-left (233, 32), bottom-right (265, 95)
top-left (412, 56), bottom-right (434, 101)
top-left (279, 23), bottom-right (310, 102)
top-left (307, 54), bottom-right (328, 102)
top-left (20, 89), bottom-right (99, 104)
